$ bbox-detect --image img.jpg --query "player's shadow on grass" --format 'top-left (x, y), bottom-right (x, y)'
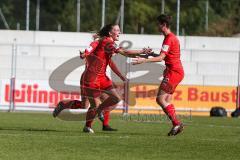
top-left (99, 131), bottom-right (161, 136)
top-left (0, 127), bottom-right (61, 132)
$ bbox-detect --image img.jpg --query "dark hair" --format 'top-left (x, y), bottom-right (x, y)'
top-left (157, 14), bottom-right (172, 27)
top-left (98, 23), bottom-right (118, 37)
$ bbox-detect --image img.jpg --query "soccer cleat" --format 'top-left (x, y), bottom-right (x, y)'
top-left (102, 125), bottom-right (118, 131)
top-left (53, 101), bottom-right (66, 118)
top-left (98, 112), bottom-right (104, 122)
top-left (168, 123), bottom-right (184, 136)
top-left (83, 126), bottom-right (94, 133)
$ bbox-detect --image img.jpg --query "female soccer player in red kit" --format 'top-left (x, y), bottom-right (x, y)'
top-left (80, 36), bottom-right (127, 131)
top-left (133, 14), bottom-right (184, 136)
top-left (53, 34), bottom-right (127, 131)
top-left (82, 24), bottom-right (151, 133)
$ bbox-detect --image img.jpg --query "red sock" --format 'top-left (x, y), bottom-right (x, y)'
top-left (164, 104), bottom-right (180, 126)
top-left (103, 111), bottom-right (110, 126)
top-left (61, 100), bottom-right (71, 108)
top-left (85, 108), bottom-right (97, 128)
top-left (70, 100), bottom-right (83, 109)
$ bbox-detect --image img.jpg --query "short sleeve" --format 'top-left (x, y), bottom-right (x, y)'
top-left (84, 41), bottom-right (99, 56)
top-left (105, 41), bottom-right (118, 55)
top-left (161, 37), bottom-right (171, 55)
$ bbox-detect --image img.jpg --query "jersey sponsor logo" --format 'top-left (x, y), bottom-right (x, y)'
top-left (162, 45), bottom-right (169, 52)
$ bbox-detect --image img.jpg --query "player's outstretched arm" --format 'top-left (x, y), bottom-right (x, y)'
top-left (132, 52), bottom-right (166, 65)
top-left (109, 59), bottom-right (127, 81)
top-left (118, 47), bottom-right (152, 57)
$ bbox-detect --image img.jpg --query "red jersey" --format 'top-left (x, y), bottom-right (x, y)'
top-left (160, 32), bottom-right (184, 94)
top-left (84, 40), bottom-right (99, 57)
top-left (161, 32), bottom-right (183, 72)
top-left (85, 37), bottom-right (117, 76)
top-left (81, 37), bottom-right (117, 90)
top-left (83, 40), bottom-right (99, 69)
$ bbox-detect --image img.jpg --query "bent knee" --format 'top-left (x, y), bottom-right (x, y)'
top-left (156, 97), bottom-right (165, 107)
top-left (156, 97), bottom-right (161, 106)
top-left (114, 96), bottom-right (121, 103)
top-left (112, 95), bottom-right (121, 104)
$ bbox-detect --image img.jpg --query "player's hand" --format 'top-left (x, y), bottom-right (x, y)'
top-left (142, 47), bottom-right (152, 54)
top-left (132, 57), bottom-right (146, 65)
top-left (121, 76), bottom-right (129, 82)
top-left (79, 51), bottom-right (85, 59)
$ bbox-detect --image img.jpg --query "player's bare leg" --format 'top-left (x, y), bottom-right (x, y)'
top-left (96, 88), bottom-right (121, 116)
top-left (83, 97), bottom-right (101, 133)
top-left (85, 88), bottom-right (120, 129)
top-left (84, 88), bottom-right (120, 133)
top-left (99, 93), bottom-right (117, 131)
top-left (156, 89), bottom-right (183, 136)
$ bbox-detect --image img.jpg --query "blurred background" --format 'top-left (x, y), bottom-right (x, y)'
top-left (1, 1), bottom-right (240, 159)
top-left (0, 0), bottom-right (240, 117)
top-left (0, 0), bottom-right (240, 36)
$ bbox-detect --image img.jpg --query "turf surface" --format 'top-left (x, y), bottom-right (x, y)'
top-left (0, 112), bottom-right (239, 160)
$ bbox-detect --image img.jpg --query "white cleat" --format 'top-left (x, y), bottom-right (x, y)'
top-left (168, 123), bottom-right (184, 136)
top-left (83, 126), bottom-right (94, 133)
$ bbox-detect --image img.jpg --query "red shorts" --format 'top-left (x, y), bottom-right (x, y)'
top-left (80, 73), bottom-right (113, 98)
top-left (160, 69), bottom-right (184, 94)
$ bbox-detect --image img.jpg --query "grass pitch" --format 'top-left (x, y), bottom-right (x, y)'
top-left (0, 112), bottom-right (239, 160)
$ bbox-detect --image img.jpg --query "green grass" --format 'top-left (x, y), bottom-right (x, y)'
top-left (0, 112), bottom-right (239, 160)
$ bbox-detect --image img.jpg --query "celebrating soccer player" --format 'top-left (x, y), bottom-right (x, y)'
top-left (82, 23), bottom-right (151, 133)
top-left (53, 34), bottom-right (127, 131)
top-left (54, 24), bottom-right (151, 133)
top-left (132, 14), bottom-right (184, 136)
